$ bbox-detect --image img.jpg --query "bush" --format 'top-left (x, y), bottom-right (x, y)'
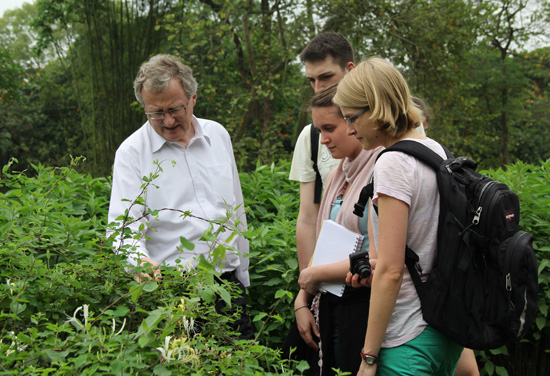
top-left (0, 157), bottom-right (305, 375)
top-left (1, 156), bottom-right (548, 375)
top-left (240, 161), bottom-right (300, 347)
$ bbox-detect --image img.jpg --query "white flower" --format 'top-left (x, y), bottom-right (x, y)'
top-left (111, 318), bottom-right (126, 336)
top-left (65, 304), bottom-right (89, 331)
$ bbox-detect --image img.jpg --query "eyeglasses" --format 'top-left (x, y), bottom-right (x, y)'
top-left (145, 102), bottom-right (189, 122)
top-left (342, 107), bottom-right (369, 125)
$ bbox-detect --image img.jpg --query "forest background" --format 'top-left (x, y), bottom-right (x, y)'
top-left (1, 0), bottom-right (550, 375)
top-left (1, 0), bottom-right (550, 175)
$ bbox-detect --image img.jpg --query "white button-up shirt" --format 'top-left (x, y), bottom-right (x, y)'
top-left (108, 116), bottom-right (249, 286)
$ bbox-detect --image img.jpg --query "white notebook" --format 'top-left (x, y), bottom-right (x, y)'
top-left (310, 219), bottom-right (365, 297)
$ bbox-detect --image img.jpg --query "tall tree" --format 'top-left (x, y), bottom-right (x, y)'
top-left (33, 0), bottom-right (172, 176)
top-left (154, 0), bottom-right (312, 169)
top-left (479, 0), bottom-right (547, 165)
top-left (0, 3), bottom-right (56, 169)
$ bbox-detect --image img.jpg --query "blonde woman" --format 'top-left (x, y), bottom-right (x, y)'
top-left (335, 58), bottom-right (463, 376)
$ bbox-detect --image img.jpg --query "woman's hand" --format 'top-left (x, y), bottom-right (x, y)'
top-left (357, 362), bottom-right (377, 376)
top-left (295, 305), bottom-right (320, 350)
top-left (346, 258), bottom-right (376, 288)
top-left (298, 266), bottom-right (320, 295)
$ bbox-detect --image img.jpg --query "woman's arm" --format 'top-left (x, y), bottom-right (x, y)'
top-left (358, 194), bottom-right (409, 376)
top-left (298, 259), bottom-right (350, 295)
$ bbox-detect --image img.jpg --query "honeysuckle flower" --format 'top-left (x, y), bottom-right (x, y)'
top-left (6, 279), bottom-right (16, 295)
top-left (111, 318), bottom-right (126, 336)
top-left (156, 335), bottom-right (198, 364)
top-left (65, 304), bottom-right (89, 331)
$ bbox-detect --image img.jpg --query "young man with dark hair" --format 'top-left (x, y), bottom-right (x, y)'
top-left (289, 32), bottom-right (355, 271)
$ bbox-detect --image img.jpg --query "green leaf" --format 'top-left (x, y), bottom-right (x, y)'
top-left (130, 286), bottom-right (142, 303)
top-left (179, 236), bottom-right (195, 250)
top-left (536, 316), bottom-right (546, 330)
top-left (113, 305), bottom-right (130, 317)
top-left (143, 281), bottom-right (158, 292)
top-left (271, 314), bottom-right (283, 322)
top-left (495, 366), bottom-right (509, 376)
top-left (44, 349), bottom-right (70, 363)
top-left (138, 333), bottom-right (152, 348)
top-left (111, 360), bottom-right (126, 373)
top-left (486, 361), bottom-right (495, 375)
top-left (218, 286), bottom-right (231, 306)
top-left (10, 301), bottom-right (26, 315)
top-left (253, 312), bottom-right (267, 322)
top-left (16, 332), bottom-right (32, 345)
top-left (153, 365), bottom-right (172, 376)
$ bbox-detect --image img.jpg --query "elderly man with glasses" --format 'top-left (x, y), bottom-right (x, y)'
top-left (108, 54), bottom-right (253, 339)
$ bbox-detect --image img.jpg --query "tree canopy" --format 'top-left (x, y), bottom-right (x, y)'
top-left (1, 0), bottom-right (549, 175)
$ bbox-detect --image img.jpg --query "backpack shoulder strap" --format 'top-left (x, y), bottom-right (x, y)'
top-left (378, 140), bottom-right (452, 171)
top-left (310, 124), bottom-right (322, 204)
top-left (353, 140), bottom-right (450, 217)
top-left (364, 140), bottom-right (454, 294)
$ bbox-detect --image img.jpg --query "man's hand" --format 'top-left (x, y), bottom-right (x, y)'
top-left (135, 257), bottom-right (162, 283)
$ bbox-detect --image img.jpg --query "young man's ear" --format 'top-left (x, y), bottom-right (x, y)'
top-left (345, 62), bottom-right (355, 72)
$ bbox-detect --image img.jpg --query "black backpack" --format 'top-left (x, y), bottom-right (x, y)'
top-left (354, 140), bottom-right (538, 350)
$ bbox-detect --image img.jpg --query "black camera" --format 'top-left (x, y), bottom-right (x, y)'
top-left (349, 251), bottom-right (371, 281)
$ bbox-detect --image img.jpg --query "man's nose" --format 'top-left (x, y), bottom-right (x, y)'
top-left (163, 113), bottom-right (177, 126)
top-left (314, 81), bottom-right (326, 94)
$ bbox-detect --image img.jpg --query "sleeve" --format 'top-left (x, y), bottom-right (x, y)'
top-left (372, 152), bottom-right (417, 207)
top-left (289, 124), bottom-right (317, 183)
top-left (223, 128), bottom-right (250, 287)
top-left (107, 148), bottom-right (151, 267)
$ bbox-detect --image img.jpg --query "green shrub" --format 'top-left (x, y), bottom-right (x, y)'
top-left (240, 161), bottom-right (300, 347)
top-left (1, 156), bottom-right (548, 375)
top-left (0, 157), bottom-right (305, 375)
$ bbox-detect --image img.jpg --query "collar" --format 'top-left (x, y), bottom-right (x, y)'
top-left (149, 116), bottom-right (211, 153)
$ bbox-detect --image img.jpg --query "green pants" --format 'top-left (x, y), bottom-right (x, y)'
top-left (377, 326), bottom-right (463, 376)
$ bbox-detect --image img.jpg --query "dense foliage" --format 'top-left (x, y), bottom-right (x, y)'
top-left (1, 157), bottom-right (549, 375)
top-left (1, 0), bottom-right (550, 175)
top-left (0, 158), bottom-right (304, 375)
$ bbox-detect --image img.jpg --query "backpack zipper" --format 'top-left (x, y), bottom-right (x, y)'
top-left (504, 231), bottom-right (530, 286)
top-left (472, 180), bottom-right (496, 225)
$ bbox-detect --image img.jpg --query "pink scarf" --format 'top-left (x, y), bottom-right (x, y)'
top-left (316, 147), bottom-right (383, 236)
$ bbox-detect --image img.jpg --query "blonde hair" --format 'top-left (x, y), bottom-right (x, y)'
top-left (333, 57), bottom-right (421, 138)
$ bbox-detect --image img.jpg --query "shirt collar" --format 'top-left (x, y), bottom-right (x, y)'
top-left (149, 116), bottom-right (211, 153)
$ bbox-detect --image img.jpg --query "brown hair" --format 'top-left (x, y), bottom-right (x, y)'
top-left (300, 32), bottom-right (355, 70)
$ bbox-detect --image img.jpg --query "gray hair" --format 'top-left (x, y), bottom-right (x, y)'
top-left (133, 54), bottom-right (198, 105)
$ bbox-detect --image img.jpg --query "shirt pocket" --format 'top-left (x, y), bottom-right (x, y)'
top-left (207, 162), bottom-right (236, 208)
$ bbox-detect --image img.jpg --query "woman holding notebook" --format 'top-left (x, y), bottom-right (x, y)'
top-left (336, 57), bottom-right (464, 376)
top-left (294, 83), bottom-right (382, 375)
